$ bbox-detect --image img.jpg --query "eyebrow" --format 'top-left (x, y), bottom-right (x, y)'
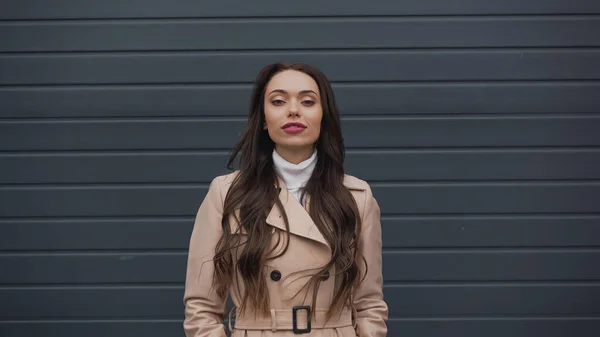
top-left (268, 89), bottom-right (318, 96)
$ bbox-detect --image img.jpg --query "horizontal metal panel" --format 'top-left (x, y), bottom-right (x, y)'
top-left (2, 50), bottom-right (599, 85)
top-left (383, 250), bottom-right (600, 281)
top-left (1, 183), bottom-right (599, 218)
top-left (0, 287), bottom-right (183, 319)
top-left (386, 284), bottom-right (600, 316)
top-left (1, 116), bottom-right (599, 151)
top-left (0, 253), bottom-right (187, 284)
top-left (3, 149), bottom-right (600, 184)
top-left (1, 250), bottom-right (599, 284)
top-left (0, 321), bottom-right (182, 337)
top-left (1, 319), bottom-right (599, 337)
top-left (1, 216), bottom-right (599, 251)
top-left (1, 285), bottom-right (599, 318)
top-left (2, 0), bottom-right (599, 19)
top-left (387, 318), bottom-right (600, 337)
top-left (382, 216), bottom-right (600, 248)
top-left (373, 182), bottom-right (600, 215)
top-left (0, 152), bottom-right (229, 184)
top-left (1, 17), bottom-right (599, 52)
top-left (0, 218), bottom-right (192, 251)
top-left (3, 82), bottom-right (600, 118)
top-left (0, 186), bottom-right (208, 218)
top-left (0, 215), bottom-right (600, 251)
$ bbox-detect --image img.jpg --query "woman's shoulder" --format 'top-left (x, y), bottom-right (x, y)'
top-left (344, 174), bottom-right (381, 226)
top-left (343, 174), bottom-right (371, 192)
top-left (208, 170), bottom-right (240, 194)
top-left (212, 170), bottom-right (240, 184)
top-left (198, 171), bottom-right (240, 207)
top-left (343, 173), bottom-right (377, 212)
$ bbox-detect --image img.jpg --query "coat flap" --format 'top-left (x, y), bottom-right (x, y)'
top-left (266, 181), bottom-right (329, 249)
top-left (222, 172), bottom-right (367, 250)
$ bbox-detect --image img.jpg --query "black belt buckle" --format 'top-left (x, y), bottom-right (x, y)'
top-left (292, 306), bottom-right (311, 334)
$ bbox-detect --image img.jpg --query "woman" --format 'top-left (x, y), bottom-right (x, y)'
top-left (183, 63), bottom-right (388, 337)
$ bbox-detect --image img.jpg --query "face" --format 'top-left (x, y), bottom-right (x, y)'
top-left (263, 70), bottom-right (323, 159)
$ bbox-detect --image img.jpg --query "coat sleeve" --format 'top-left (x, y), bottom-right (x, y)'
top-left (183, 177), bottom-right (228, 337)
top-left (353, 184), bottom-right (389, 337)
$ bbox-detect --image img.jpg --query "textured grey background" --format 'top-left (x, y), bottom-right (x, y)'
top-left (1, 1), bottom-right (600, 336)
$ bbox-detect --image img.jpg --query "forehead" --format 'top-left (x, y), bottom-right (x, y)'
top-left (266, 70), bottom-right (320, 94)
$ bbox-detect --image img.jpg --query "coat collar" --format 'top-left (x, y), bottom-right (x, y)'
top-left (265, 175), bottom-right (366, 249)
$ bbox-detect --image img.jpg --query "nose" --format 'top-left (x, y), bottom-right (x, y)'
top-left (287, 99), bottom-right (300, 117)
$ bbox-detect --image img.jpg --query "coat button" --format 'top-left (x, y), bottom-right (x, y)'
top-left (322, 271), bottom-right (330, 280)
top-left (270, 270), bottom-right (282, 281)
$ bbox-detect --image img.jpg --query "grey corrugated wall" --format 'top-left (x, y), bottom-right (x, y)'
top-left (1, 1), bottom-right (600, 336)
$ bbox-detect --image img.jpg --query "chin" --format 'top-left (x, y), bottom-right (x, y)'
top-left (275, 140), bottom-right (317, 150)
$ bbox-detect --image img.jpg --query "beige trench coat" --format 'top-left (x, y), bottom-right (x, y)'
top-left (183, 172), bottom-right (388, 337)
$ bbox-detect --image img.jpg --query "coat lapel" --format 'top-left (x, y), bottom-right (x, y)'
top-left (265, 179), bottom-right (329, 249)
top-left (264, 175), bottom-right (367, 249)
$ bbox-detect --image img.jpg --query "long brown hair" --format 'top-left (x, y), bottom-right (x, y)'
top-left (212, 63), bottom-right (363, 319)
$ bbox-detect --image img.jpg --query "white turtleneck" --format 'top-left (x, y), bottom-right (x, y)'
top-left (272, 149), bottom-right (317, 204)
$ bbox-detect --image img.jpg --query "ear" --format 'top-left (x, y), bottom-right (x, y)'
top-left (263, 122), bottom-right (268, 130)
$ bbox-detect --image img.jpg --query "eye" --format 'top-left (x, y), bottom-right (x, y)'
top-left (302, 100), bottom-right (315, 107)
top-left (271, 99), bottom-right (285, 106)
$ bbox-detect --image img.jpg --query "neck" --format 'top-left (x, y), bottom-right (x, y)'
top-left (274, 145), bottom-right (315, 164)
top-left (272, 148), bottom-right (317, 191)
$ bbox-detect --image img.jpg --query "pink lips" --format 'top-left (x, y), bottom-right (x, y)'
top-left (281, 122), bottom-right (306, 134)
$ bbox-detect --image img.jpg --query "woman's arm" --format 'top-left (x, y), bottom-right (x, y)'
top-left (354, 184), bottom-right (389, 337)
top-left (183, 177), bottom-right (228, 337)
